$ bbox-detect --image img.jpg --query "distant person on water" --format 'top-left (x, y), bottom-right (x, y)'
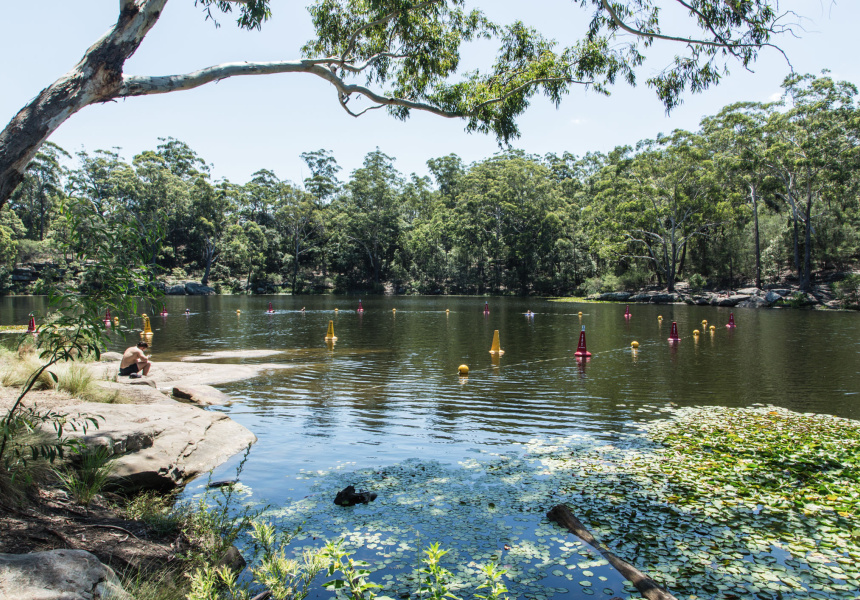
top-left (119, 342), bottom-right (151, 378)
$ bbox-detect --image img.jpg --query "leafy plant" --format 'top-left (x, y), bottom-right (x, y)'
top-left (688, 273), bottom-right (707, 291)
top-left (416, 542), bottom-right (459, 600)
top-left (54, 444), bottom-right (116, 507)
top-left (0, 194), bottom-right (161, 485)
top-left (322, 539), bottom-right (384, 600)
top-left (474, 563), bottom-right (510, 600)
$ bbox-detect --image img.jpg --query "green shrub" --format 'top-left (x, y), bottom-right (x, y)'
top-left (688, 273), bottom-right (707, 291)
top-left (835, 274), bottom-right (860, 308)
top-left (54, 445), bottom-right (116, 507)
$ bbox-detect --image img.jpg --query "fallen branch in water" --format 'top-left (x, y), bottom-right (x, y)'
top-left (547, 504), bottom-right (678, 600)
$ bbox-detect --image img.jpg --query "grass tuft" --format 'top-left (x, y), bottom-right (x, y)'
top-left (53, 445), bottom-right (116, 507)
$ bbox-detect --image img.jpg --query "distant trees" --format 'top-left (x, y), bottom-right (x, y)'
top-left (1, 0), bottom-right (797, 209)
top-left (3, 72), bottom-right (858, 297)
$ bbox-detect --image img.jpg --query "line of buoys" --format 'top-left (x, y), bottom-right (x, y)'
top-left (27, 314), bottom-right (36, 334)
top-left (489, 330), bottom-right (504, 355)
top-left (357, 300), bottom-right (364, 313)
top-left (624, 305), bottom-right (631, 319)
top-left (726, 312), bottom-right (736, 328)
top-left (574, 326), bottom-right (592, 357)
top-left (325, 320), bottom-right (337, 341)
top-left (668, 321), bottom-right (680, 342)
top-left (267, 302), bottom-right (274, 314)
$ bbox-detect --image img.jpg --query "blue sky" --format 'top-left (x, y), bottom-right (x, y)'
top-left (3, 1), bottom-right (858, 186)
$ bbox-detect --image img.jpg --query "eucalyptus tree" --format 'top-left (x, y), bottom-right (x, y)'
top-left (301, 149), bottom-right (341, 281)
top-left (0, 207), bottom-right (25, 267)
top-left (334, 149), bottom-right (403, 288)
top-left (275, 181), bottom-right (323, 294)
top-left (596, 133), bottom-right (724, 292)
top-left (8, 142), bottom-right (70, 242)
top-left (765, 73), bottom-right (860, 291)
top-left (189, 178), bottom-right (234, 286)
top-left (1, 0), bottom-right (796, 208)
top-left (702, 102), bottom-right (774, 288)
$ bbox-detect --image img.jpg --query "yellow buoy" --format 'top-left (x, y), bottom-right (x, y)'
top-left (113, 317), bottom-right (119, 326)
top-left (631, 341), bottom-right (639, 348)
top-left (236, 309), bottom-right (241, 315)
top-left (142, 314), bottom-right (152, 334)
top-left (489, 330), bottom-right (505, 355)
top-left (709, 325), bottom-right (716, 331)
top-left (458, 364), bottom-right (469, 375)
top-left (334, 308), bottom-right (338, 312)
top-left (392, 308), bottom-right (396, 313)
top-left (694, 329), bottom-right (700, 335)
top-left (658, 315), bottom-right (663, 321)
top-left (325, 320), bottom-right (337, 341)
top-left (446, 309), bottom-right (450, 313)
top-left (578, 311), bottom-right (583, 316)
top-left (702, 319), bottom-right (708, 325)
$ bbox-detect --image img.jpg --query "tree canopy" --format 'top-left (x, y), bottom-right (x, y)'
top-left (1, 0), bottom-right (796, 208)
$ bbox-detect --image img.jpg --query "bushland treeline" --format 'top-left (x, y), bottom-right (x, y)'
top-left (2, 72), bottom-right (859, 296)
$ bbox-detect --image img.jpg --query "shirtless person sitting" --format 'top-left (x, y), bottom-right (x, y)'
top-left (119, 342), bottom-right (151, 378)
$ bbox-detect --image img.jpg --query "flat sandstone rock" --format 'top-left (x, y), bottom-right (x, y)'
top-left (0, 549), bottom-right (130, 600)
top-left (58, 400), bottom-right (256, 492)
top-left (172, 383), bottom-right (233, 405)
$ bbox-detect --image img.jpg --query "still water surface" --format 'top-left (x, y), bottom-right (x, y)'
top-left (2, 295), bottom-right (858, 597)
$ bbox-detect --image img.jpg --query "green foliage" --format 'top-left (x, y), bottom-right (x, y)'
top-left (687, 273), bottom-right (707, 291)
top-left (835, 274), bottom-right (860, 308)
top-left (53, 445), bottom-right (116, 507)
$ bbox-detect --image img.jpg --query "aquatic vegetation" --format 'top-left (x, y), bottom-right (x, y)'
top-left (261, 405), bottom-right (859, 600)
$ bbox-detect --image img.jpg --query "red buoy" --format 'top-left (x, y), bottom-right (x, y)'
top-left (104, 308), bottom-right (112, 326)
top-left (160, 308), bottom-right (168, 316)
top-left (726, 313), bottom-right (736, 328)
top-left (668, 321), bottom-right (680, 342)
top-left (483, 301), bottom-right (489, 314)
top-left (27, 314), bottom-right (36, 334)
top-left (357, 300), bottom-right (364, 313)
top-left (267, 302), bottom-right (274, 313)
top-left (624, 304), bottom-right (631, 318)
top-left (574, 326), bottom-right (592, 357)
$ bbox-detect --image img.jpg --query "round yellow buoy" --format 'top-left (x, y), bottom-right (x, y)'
top-left (702, 319), bottom-right (708, 325)
top-left (709, 325), bottom-right (716, 331)
top-left (236, 309), bottom-right (241, 315)
top-left (658, 315), bottom-right (663, 320)
top-left (392, 308), bottom-right (396, 313)
top-left (578, 311), bottom-right (583, 316)
top-left (631, 341), bottom-right (639, 349)
top-left (458, 364), bottom-right (469, 376)
top-left (693, 329), bottom-right (700, 336)
top-left (325, 320), bottom-right (337, 341)
top-left (334, 308), bottom-right (338, 312)
top-left (446, 309), bottom-right (450, 313)
top-left (113, 317), bottom-right (119, 326)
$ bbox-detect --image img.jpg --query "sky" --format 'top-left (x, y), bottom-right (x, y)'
top-left (2, 1), bottom-right (859, 187)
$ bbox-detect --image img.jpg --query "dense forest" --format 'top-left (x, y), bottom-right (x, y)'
top-left (2, 73), bottom-right (859, 297)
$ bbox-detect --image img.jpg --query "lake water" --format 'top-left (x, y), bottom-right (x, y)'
top-left (2, 295), bottom-right (859, 598)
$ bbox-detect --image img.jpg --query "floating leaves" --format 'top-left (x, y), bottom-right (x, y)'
top-left (260, 405), bottom-right (859, 600)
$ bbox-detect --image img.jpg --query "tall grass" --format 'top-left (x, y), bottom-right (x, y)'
top-left (53, 445), bottom-right (116, 507)
top-left (0, 354), bottom-right (55, 390)
top-left (55, 364), bottom-right (118, 402)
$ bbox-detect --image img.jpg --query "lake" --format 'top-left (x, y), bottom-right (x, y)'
top-left (2, 295), bottom-right (858, 598)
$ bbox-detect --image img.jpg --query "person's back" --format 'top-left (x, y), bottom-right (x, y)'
top-left (119, 342), bottom-right (151, 378)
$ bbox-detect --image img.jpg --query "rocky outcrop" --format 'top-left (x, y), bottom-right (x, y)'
top-left (172, 384), bottom-right (233, 406)
top-left (166, 283), bottom-right (187, 295)
top-left (185, 281), bottom-right (216, 295)
top-left (0, 549), bottom-right (130, 600)
top-left (59, 401), bottom-right (256, 492)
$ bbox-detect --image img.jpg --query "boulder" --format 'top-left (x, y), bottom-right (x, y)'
top-left (59, 401), bottom-right (256, 492)
top-left (598, 291), bottom-right (631, 301)
top-left (166, 284), bottom-right (187, 295)
top-left (690, 295), bottom-right (711, 306)
top-left (736, 287), bottom-right (761, 296)
top-left (185, 282), bottom-right (217, 296)
top-left (717, 294), bottom-right (750, 307)
top-left (0, 549), bottom-right (130, 600)
top-left (172, 384), bottom-right (233, 406)
top-left (765, 290), bottom-right (784, 304)
top-left (99, 352), bottom-right (124, 362)
top-left (738, 296), bottom-right (769, 308)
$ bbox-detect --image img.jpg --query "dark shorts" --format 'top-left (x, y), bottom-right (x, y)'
top-left (118, 363), bottom-right (140, 376)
